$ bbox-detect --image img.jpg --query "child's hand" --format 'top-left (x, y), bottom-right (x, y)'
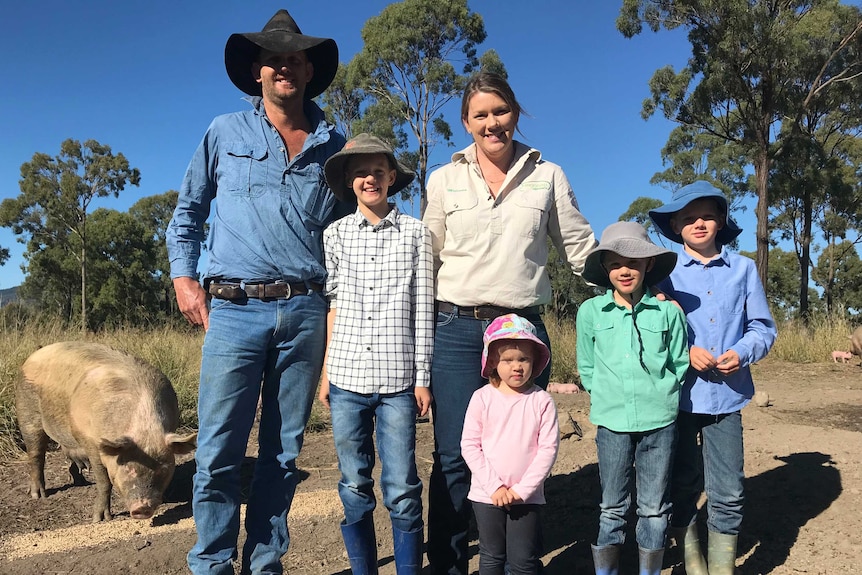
top-left (317, 375), bottom-right (331, 410)
top-left (689, 345), bottom-right (718, 372)
top-left (507, 488), bottom-right (523, 504)
top-left (715, 350), bottom-right (740, 374)
top-left (415, 387), bottom-right (432, 417)
top-left (491, 486), bottom-right (513, 508)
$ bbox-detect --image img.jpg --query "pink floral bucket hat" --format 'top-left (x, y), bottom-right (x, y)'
top-left (481, 314), bottom-right (551, 379)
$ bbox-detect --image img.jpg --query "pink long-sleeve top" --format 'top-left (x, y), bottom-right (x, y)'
top-left (460, 383), bottom-right (560, 505)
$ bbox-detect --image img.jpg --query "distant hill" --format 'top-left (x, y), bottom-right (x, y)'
top-left (0, 286), bottom-right (18, 307)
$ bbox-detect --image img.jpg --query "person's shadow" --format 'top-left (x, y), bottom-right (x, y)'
top-left (542, 461), bottom-right (603, 574)
top-left (737, 452), bottom-right (840, 574)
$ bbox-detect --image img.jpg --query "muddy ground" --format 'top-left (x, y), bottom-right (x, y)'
top-left (1, 359), bottom-right (861, 574)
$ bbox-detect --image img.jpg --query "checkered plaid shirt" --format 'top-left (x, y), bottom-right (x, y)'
top-left (323, 205), bottom-right (434, 393)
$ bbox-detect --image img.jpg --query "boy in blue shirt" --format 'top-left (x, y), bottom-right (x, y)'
top-left (577, 221), bottom-right (689, 575)
top-left (649, 181), bottom-right (777, 575)
top-left (318, 133), bottom-right (434, 575)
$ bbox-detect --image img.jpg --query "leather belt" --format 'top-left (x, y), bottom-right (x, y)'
top-left (208, 280), bottom-right (322, 300)
top-left (436, 301), bottom-right (543, 320)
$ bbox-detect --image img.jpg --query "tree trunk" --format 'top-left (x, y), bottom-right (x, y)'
top-left (799, 188), bottom-right (813, 324)
top-left (754, 153), bottom-right (771, 293)
top-left (80, 243), bottom-right (87, 332)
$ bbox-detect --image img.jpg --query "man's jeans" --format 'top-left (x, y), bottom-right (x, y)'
top-left (671, 411), bottom-right (745, 535)
top-left (329, 385), bottom-right (423, 532)
top-left (188, 294), bottom-right (326, 575)
top-left (427, 309), bottom-right (550, 575)
top-left (595, 423), bottom-right (676, 551)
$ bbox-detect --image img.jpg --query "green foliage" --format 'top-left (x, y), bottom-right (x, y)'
top-left (813, 239), bottom-right (862, 316)
top-left (0, 139), bottom-right (141, 331)
top-left (348, 0), bottom-right (501, 214)
top-left (547, 240), bottom-right (601, 320)
top-left (617, 0), bottom-right (862, 290)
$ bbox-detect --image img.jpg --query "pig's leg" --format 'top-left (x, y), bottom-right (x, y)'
top-left (15, 380), bottom-right (48, 499)
top-left (88, 456), bottom-right (114, 522)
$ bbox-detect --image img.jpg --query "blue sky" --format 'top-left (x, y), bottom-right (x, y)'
top-left (1, 0), bottom-right (756, 289)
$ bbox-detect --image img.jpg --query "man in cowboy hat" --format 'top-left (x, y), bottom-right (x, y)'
top-left (166, 9), bottom-right (347, 575)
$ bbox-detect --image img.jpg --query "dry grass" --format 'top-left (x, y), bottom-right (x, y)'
top-left (1, 312), bottom-right (856, 459)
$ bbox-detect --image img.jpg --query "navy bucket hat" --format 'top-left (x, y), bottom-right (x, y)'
top-left (648, 180), bottom-right (742, 245)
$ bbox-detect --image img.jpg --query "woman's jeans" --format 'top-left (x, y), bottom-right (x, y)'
top-left (671, 411), bottom-right (745, 535)
top-left (187, 295), bottom-right (326, 575)
top-left (329, 384), bottom-right (423, 532)
top-left (595, 423), bottom-right (676, 551)
top-left (427, 309), bottom-right (550, 575)
top-left (472, 502), bottom-right (542, 575)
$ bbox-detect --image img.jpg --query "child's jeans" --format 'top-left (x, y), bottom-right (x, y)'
top-left (670, 410), bottom-right (744, 535)
top-left (329, 384), bottom-right (423, 532)
top-left (595, 423), bottom-right (677, 550)
top-left (471, 501), bottom-right (542, 575)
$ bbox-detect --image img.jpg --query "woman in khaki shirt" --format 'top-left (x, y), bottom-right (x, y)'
top-left (422, 71), bottom-right (597, 574)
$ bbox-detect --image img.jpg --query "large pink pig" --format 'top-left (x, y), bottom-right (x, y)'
top-left (16, 341), bottom-right (197, 522)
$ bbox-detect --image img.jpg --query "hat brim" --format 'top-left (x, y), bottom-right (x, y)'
top-left (324, 149), bottom-right (415, 202)
top-left (481, 336), bottom-right (551, 380)
top-left (648, 193), bottom-right (742, 245)
top-left (225, 32), bottom-right (338, 99)
top-left (582, 242), bottom-right (678, 289)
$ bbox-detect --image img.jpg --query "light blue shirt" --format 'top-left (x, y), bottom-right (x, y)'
top-left (657, 247), bottom-right (777, 414)
top-left (166, 97), bottom-right (347, 283)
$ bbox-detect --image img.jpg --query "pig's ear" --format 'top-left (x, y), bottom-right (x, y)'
top-left (99, 436), bottom-right (135, 455)
top-left (166, 432), bottom-right (197, 454)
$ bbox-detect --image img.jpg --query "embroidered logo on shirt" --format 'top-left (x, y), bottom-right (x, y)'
top-left (521, 181), bottom-right (551, 191)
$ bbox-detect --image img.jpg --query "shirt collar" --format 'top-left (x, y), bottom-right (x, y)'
top-left (678, 245), bottom-right (731, 268)
top-left (247, 96), bottom-right (334, 143)
top-left (351, 203), bottom-right (401, 230)
top-left (597, 287), bottom-right (662, 312)
top-left (451, 141), bottom-right (541, 166)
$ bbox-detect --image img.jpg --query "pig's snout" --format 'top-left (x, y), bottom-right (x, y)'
top-left (128, 499), bottom-right (159, 520)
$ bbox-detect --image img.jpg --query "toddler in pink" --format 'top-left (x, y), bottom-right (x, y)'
top-left (460, 314), bottom-right (560, 574)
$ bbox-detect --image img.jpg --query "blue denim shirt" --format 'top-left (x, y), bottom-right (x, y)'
top-left (167, 97), bottom-right (347, 284)
top-left (657, 247), bottom-right (777, 415)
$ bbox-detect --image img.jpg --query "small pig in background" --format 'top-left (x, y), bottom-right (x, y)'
top-left (16, 341), bottom-right (197, 523)
top-left (832, 350), bottom-right (852, 363)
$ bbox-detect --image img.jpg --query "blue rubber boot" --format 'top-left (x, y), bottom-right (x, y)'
top-left (340, 516), bottom-right (378, 575)
top-left (590, 544), bottom-right (620, 575)
top-left (392, 526), bottom-right (423, 575)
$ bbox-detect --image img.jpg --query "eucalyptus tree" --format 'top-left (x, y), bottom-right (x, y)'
top-left (618, 0), bottom-right (862, 289)
top-left (0, 139), bottom-right (140, 330)
top-left (348, 0), bottom-right (503, 214)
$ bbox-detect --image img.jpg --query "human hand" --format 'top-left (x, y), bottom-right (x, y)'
top-left (507, 488), bottom-right (523, 504)
top-left (491, 486), bottom-right (513, 508)
top-left (689, 345), bottom-right (717, 372)
top-left (318, 375), bottom-right (331, 410)
top-left (174, 277), bottom-right (209, 330)
top-left (715, 350), bottom-right (740, 375)
top-left (415, 387), bottom-right (432, 417)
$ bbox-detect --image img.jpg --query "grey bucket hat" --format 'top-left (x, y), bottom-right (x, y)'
top-left (582, 221), bottom-right (678, 289)
top-left (324, 133), bottom-right (416, 201)
top-left (224, 9), bottom-right (338, 99)
top-left (648, 180), bottom-right (742, 245)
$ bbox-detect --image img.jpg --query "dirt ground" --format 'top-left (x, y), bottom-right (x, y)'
top-left (1, 358), bottom-right (861, 574)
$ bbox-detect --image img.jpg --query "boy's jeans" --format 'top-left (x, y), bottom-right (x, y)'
top-left (595, 423), bottom-right (677, 551)
top-left (329, 384), bottom-right (423, 532)
top-left (188, 295), bottom-right (326, 575)
top-left (671, 411), bottom-right (745, 535)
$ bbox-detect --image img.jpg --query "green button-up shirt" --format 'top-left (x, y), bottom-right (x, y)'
top-left (576, 289), bottom-right (689, 432)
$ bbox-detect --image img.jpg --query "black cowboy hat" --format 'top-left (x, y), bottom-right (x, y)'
top-left (224, 9), bottom-right (338, 99)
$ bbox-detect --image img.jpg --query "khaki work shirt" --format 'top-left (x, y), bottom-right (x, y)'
top-left (423, 142), bottom-right (597, 309)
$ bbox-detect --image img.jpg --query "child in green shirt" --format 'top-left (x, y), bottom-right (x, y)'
top-left (576, 221), bottom-right (689, 575)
